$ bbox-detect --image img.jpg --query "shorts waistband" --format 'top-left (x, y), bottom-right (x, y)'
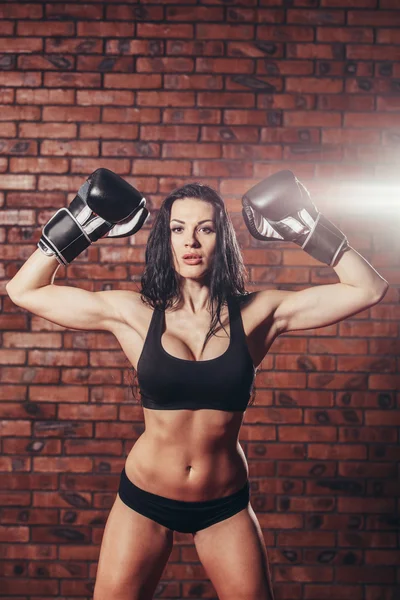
top-left (120, 467), bottom-right (249, 508)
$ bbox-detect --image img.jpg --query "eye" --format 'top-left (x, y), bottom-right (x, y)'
top-left (171, 227), bottom-right (214, 233)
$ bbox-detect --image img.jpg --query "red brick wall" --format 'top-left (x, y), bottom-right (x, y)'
top-left (1, 1), bottom-right (399, 599)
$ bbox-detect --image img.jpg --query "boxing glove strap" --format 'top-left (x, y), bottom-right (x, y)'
top-left (302, 213), bottom-right (349, 267)
top-left (38, 207), bottom-right (93, 266)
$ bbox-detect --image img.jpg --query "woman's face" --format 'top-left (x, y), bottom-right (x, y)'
top-left (169, 198), bottom-right (217, 278)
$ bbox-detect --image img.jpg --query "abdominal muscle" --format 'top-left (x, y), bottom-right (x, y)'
top-left (124, 408), bottom-right (249, 502)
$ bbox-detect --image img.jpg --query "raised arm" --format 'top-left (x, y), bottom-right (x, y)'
top-left (6, 168), bottom-right (149, 332)
top-left (6, 248), bottom-right (131, 331)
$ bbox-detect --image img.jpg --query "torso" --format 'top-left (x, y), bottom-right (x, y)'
top-left (110, 291), bottom-right (280, 501)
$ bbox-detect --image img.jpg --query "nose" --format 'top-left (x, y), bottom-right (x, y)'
top-left (185, 231), bottom-right (200, 248)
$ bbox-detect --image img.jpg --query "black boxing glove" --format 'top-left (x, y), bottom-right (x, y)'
top-left (242, 170), bottom-right (349, 267)
top-left (38, 168), bottom-right (150, 266)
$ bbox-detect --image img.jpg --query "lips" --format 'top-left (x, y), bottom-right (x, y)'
top-left (183, 254), bottom-right (202, 259)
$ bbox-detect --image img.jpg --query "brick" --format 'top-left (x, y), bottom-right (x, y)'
top-left (317, 26), bottom-right (374, 43)
top-left (17, 21), bottom-right (74, 36)
top-left (0, 105), bottom-right (40, 121)
top-left (286, 77), bottom-right (344, 93)
top-left (77, 21), bottom-right (134, 37)
top-left (377, 96), bottom-right (400, 112)
top-left (201, 126), bottom-right (259, 143)
top-left (376, 29), bottom-right (400, 44)
top-left (0, 175), bottom-right (36, 190)
top-left (20, 122), bottom-right (77, 139)
top-left (9, 158), bottom-right (68, 173)
top-left (137, 91), bottom-right (195, 107)
top-left (0, 37), bottom-right (42, 53)
top-left (318, 94), bottom-right (375, 111)
top-left (44, 72), bottom-right (101, 88)
top-left (257, 25), bottom-right (314, 42)
top-left (283, 111), bottom-right (342, 127)
top-left (251, 264), bottom-right (311, 283)
top-left (257, 93), bottom-right (315, 110)
top-left (164, 74), bottom-right (223, 90)
top-left (344, 112), bottom-right (400, 128)
top-left (348, 10), bottom-right (400, 26)
top-left (81, 126), bottom-right (140, 144)
top-left (287, 9), bottom-right (346, 25)
top-left (196, 57), bottom-right (254, 74)
top-left (132, 159), bottom-right (191, 176)
top-left (321, 0), bottom-right (377, 5)
top-left (261, 127), bottom-right (321, 144)
top-left (163, 108), bottom-right (221, 124)
top-left (137, 23), bottom-right (193, 39)
top-left (136, 57), bottom-right (194, 73)
top-left (42, 106), bottom-right (100, 122)
top-left (196, 23), bottom-right (254, 40)
top-left (105, 4), bottom-right (163, 21)
top-left (321, 128), bottom-right (380, 145)
top-left (47, 2), bottom-right (102, 19)
top-left (347, 45), bottom-right (400, 61)
top-left (228, 8), bottom-right (285, 23)
top-left (106, 39), bottom-right (164, 56)
top-left (291, 42), bottom-right (345, 60)
top-left (283, 144), bottom-right (343, 162)
top-left (228, 76), bottom-right (284, 94)
top-left (317, 60), bottom-right (373, 78)
top-left (0, 88), bottom-right (14, 103)
top-left (345, 77), bottom-right (397, 94)
top-left (198, 92), bottom-right (255, 108)
top-left (227, 41), bottom-right (284, 59)
top-left (166, 40), bottom-right (224, 56)
top-left (259, 163), bottom-right (318, 182)
top-left (41, 140), bottom-right (99, 156)
top-left (104, 73), bottom-right (162, 89)
top-left (204, 0), bottom-right (257, 4)
top-left (166, 6), bottom-right (224, 21)
top-left (224, 110), bottom-right (271, 126)
top-left (140, 125), bottom-right (199, 141)
top-left (257, 59), bottom-right (314, 76)
top-left (0, 72), bottom-right (40, 88)
top-left (222, 144), bottom-right (282, 161)
top-left (16, 88), bottom-right (75, 105)
top-left (0, 4), bottom-right (43, 18)
top-left (102, 107), bottom-right (160, 123)
top-left (162, 143), bottom-right (221, 159)
top-left (45, 37), bottom-right (103, 54)
top-left (192, 159), bottom-right (253, 178)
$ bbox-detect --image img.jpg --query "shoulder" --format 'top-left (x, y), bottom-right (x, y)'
top-left (104, 289), bottom-right (154, 332)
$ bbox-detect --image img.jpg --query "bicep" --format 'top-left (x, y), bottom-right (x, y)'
top-left (274, 283), bottom-right (385, 333)
top-left (7, 285), bottom-right (129, 331)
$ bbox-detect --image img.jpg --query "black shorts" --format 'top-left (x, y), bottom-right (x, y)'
top-left (118, 467), bottom-right (250, 534)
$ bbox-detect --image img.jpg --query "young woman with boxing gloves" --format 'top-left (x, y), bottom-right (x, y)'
top-left (6, 169), bottom-right (388, 600)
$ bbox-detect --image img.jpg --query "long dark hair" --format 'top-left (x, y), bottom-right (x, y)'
top-left (128, 182), bottom-right (257, 407)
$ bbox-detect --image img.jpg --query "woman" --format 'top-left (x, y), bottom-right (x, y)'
top-left (6, 170), bottom-right (388, 600)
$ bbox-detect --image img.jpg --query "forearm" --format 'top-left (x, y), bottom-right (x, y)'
top-left (6, 248), bottom-right (61, 296)
top-left (332, 246), bottom-right (388, 296)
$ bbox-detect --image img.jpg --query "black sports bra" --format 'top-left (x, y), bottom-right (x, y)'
top-left (137, 295), bottom-right (256, 412)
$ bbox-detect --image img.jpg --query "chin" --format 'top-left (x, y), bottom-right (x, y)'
top-left (175, 266), bottom-right (209, 279)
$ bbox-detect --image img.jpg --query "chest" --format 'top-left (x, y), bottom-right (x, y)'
top-left (112, 298), bottom-right (278, 371)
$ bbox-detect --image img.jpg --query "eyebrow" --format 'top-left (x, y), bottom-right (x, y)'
top-left (170, 219), bottom-right (214, 224)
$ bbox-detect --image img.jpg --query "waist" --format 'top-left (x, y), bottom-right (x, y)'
top-left (125, 434), bottom-right (249, 501)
